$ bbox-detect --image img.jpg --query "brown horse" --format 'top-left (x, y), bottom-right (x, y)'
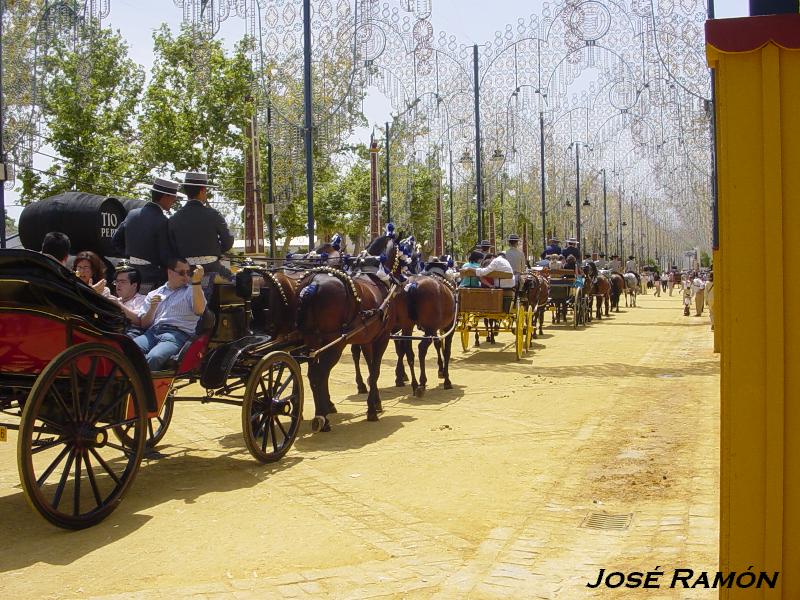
top-left (609, 272), bottom-right (625, 312)
top-left (527, 271), bottom-right (550, 337)
top-left (582, 263), bottom-right (611, 319)
top-left (390, 273), bottom-right (457, 397)
top-left (295, 232), bottom-right (401, 431)
top-left (249, 269), bottom-right (303, 338)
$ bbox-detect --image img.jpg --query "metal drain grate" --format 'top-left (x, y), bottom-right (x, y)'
top-left (581, 512), bottom-right (633, 530)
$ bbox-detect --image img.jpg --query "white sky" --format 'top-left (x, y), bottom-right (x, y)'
top-left (5, 0), bottom-right (748, 223)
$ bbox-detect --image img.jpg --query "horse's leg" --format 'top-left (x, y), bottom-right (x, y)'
top-left (352, 345), bottom-right (368, 394)
top-left (363, 335), bottom-right (390, 420)
top-left (394, 339), bottom-right (407, 387)
top-left (442, 330), bottom-right (454, 390)
top-left (308, 347), bottom-right (343, 432)
top-left (404, 335), bottom-right (419, 393)
top-left (416, 335), bottom-right (433, 397)
top-left (605, 292), bottom-right (610, 316)
top-left (435, 338), bottom-right (445, 378)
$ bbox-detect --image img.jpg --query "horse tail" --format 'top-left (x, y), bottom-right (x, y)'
top-left (405, 281), bottom-right (420, 322)
top-left (296, 279), bottom-right (319, 330)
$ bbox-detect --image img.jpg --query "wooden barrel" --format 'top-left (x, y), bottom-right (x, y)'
top-left (18, 192), bottom-right (137, 258)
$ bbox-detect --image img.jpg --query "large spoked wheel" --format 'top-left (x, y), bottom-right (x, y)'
top-left (17, 343), bottom-right (147, 529)
top-left (113, 390), bottom-right (174, 449)
top-left (459, 316), bottom-right (471, 352)
top-left (515, 303), bottom-right (525, 360)
top-left (573, 292), bottom-right (582, 328)
top-left (242, 351), bottom-right (304, 463)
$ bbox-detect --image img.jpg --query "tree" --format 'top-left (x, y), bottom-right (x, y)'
top-left (138, 26), bottom-right (254, 182)
top-left (18, 25), bottom-right (146, 202)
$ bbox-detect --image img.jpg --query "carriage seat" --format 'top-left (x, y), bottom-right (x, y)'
top-left (160, 309), bottom-right (217, 373)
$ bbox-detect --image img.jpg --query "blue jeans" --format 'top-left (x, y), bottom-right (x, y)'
top-left (133, 326), bottom-right (191, 370)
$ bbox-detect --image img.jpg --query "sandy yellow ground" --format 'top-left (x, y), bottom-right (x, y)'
top-left (0, 291), bottom-right (719, 599)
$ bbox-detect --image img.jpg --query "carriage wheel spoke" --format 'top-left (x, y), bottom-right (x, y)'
top-left (93, 383), bottom-right (132, 424)
top-left (98, 417), bottom-right (138, 431)
top-left (267, 367), bottom-right (274, 398)
top-left (83, 451), bottom-right (103, 508)
top-left (147, 418), bottom-right (155, 440)
top-left (52, 450), bottom-right (76, 510)
top-left (49, 386), bottom-right (76, 425)
top-left (83, 357), bottom-right (99, 421)
top-left (86, 364), bottom-right (120, 422)
top-left (89, 448), bottom-right (121, 485)
top-left (72, 452), bottom-right (82, 517)
top-left (105, 441), bottom-right (137, 458)
top-left (273, 365), bottom-right (285, 395)
top-left (270, 419), bottom-right (280, 453)
top-left (274, 376), bottom-right (292, 399)
top-left (275, 416), bottom-right (289, 438)
top-left (70, 363), bottom-right (82, 421)
top-left (36, 445), bottom-right (71, 486)
top-left (31, 437), bottom-right (66, 454)
top-left (260, 417), bottom-right (270, 453)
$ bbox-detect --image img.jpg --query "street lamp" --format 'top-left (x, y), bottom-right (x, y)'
top-left (459, 149), bottom-right (473, 169)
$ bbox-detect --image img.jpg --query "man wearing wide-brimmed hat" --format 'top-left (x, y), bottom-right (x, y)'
top-left (504, 233), bottom-right (526, 277)
top-left (168, 172), bottom-right (234, 282)
top-left (112, 176), bottom-right (180, 291)
top-left (540, 236), bottom-right (562, 260)
top-left (562, 237), bottom-right (581, 264)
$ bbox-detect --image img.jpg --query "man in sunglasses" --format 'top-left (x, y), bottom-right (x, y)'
top-left (133, 257), bottom-right (206, 370)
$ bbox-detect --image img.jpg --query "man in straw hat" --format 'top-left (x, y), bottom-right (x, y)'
top-left (504, 233), bottom-right (526, 278)
top-left (113, 176), bottom-right (180, 291)
top-left (168, 172), bottom-right (234, 284)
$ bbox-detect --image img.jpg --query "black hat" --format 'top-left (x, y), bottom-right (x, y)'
top-left (181, 171), bottom-right (218, 189)
top-left (148, 177), bottom-right (180, 196)
top-left (477, 240), bottom-right (491, 248)
top-left (508, 233), bottom-right (520, 242)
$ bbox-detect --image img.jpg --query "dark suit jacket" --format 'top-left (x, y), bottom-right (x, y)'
top-left (168, 200), bottom-right (234, 260)
top-left (112, 202), bottom-right (171, 266)
top-left (562, 246), bottom-right (581, 263)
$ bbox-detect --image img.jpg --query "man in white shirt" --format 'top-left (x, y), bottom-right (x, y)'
top-left (476, 252), bottom-right (516, 288)
top-left (691, 273), bottom-right (706, 316)
top-left (114, 266), bottom-right (148, 334)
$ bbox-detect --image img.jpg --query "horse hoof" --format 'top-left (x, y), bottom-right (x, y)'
top-left (443, 381), bottom-right (453, 390)
top-left (311, 416), bottom-right (330, 433)
top-left (438, 369), bottom-right (445, 379)
top-left (414, 386), bottom-right (426, 398)
top-left (367, 411), bottom-right (380, 422)
top-left (327, 403), bottom-right (338, 414)
top-left (357, 385), bottom-right (368, 394)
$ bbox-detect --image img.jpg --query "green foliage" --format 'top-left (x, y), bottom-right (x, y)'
top-left (700, 250), bottom-right (711, 268)
top-left (138, 26), bottom-right (254, 183)
top-left (18, 26), bottom-right (146, 202)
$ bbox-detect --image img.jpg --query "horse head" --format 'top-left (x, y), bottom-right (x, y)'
top-left (365, 223), bottom-right (400, 276)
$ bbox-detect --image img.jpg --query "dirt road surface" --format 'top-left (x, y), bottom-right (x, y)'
top-left (0, 292), bottom-right (719, 599)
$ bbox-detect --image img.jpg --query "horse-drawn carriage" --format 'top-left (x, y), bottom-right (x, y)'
top-left (545, 268), bottom-right (591, 328)
top-left (0, 249), bottom-right (304, 529)
top-left (455, 269), bottom-right (533, 360)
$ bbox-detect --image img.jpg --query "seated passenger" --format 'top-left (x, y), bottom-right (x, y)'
top-left (73, 250), bottom-right (112, 298)
top-left (133, 258), bottom-right (206, 370)
top-left (477, 252), bottom-right (515, 288)
top-left (113, 266), bottom-right (147, 336)
top-left (459, 250), bottom-right (484, 288)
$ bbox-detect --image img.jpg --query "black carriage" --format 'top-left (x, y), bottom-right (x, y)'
top-left (0, 249), bottom-right (304, 529)
top-left (546, 269), bottom-right (591, 328)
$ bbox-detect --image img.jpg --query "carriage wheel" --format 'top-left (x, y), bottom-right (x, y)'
top-left (459, 316), bottom-right (471, 352)
top-left (573, 293), bottom-right (582, 328)
top-left (113, 390), bottom-right (174, 450)
top-left (242, 351), bottom-right (304, 463)
top-left (17, 343), bottom-right (146, 529)
top-left (525, 306), bottom-right (534, 350)
top-left (515, 304), bottom-right (525, 360)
